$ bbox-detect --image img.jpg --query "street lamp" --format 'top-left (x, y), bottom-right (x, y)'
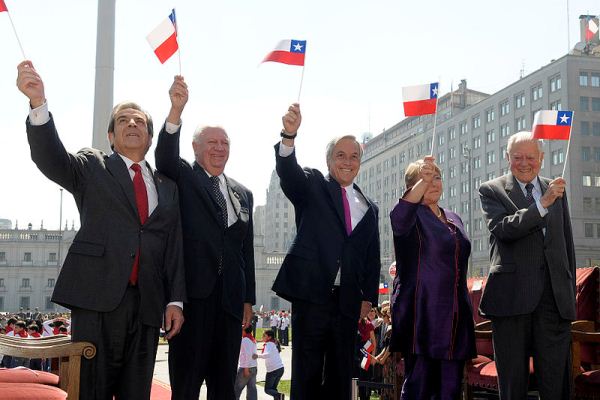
top-left (462, 145), bottom-right (473, 276)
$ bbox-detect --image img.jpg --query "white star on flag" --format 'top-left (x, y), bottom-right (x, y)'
top-left (559, 113), bottom-right (570, 123)
top-left (293, 42), bottom-right (303, 52)
top-left (432, 86), bottom-right (438, 96)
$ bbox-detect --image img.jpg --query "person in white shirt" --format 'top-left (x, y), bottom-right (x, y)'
top-left (234, 326), bottom-right (258, 400)
top-left (256, 330), bottom-right (284, 400)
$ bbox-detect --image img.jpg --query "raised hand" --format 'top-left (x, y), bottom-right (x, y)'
top-left (167, 75), bottom-right (188, 125)
top-left (540, 177), bottom-right (566, 208)
top-left (282, 103), bottom-right (301, 136)
top-left (419, 156), bottom-right (436, 184)
top-left (16, 61), bottom-right (45, 108)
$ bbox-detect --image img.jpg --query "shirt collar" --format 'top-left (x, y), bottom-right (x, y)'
top-left (204, 170), bottom-right (225, 185)
top-left (118, 153), bottom-right (149, 173)
top-left (515, 176), bottom-right (541, 194)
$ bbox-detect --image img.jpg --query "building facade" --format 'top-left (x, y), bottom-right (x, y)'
top-left (0, 222), bottom-right (76, 312)
top-left (357, 42), bottom-right (600, 276)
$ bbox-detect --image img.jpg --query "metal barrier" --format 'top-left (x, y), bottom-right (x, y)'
top-left (350, 378), bottom-right (394, 400)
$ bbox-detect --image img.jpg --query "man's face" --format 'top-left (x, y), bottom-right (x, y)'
top-left (192, 128), bottom-right (230, 176)
top-left (108, 108), bottom-right (152, 159)
top-left (507, 141), bottom-right (543, 184)
top-left (328, 138), bottom-right (361, 187)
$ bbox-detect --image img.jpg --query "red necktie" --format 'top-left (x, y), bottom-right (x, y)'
top-left (342, 187), bottom-right (352, 236)
top-left (129, 163), bottom-right (148, 285)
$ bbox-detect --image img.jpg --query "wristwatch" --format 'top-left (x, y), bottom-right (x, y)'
top-left (280, 129), bottom-right (297, 139)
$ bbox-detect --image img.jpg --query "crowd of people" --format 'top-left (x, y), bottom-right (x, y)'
top-left (10, 59), bottom-right (576, 400)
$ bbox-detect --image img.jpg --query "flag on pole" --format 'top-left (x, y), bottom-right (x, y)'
top-left (0, 0), bottom-right (8, 12)
top-left (378, 282), bottom-right (389, 295)
top-left (262, 39), bottom-right (306, 66)
top-left (146, 9), bottom-right (178, 64)
top-left (586, 17), bottom-right (599, 41)
top-left (363, 339), bottom-right (375, 353)
top-left (360, 353), bottom-right (372, 370)
top-left (402, 82), bottom-right (439, 116)
top-left (532, 110), bottom-right (574, 140)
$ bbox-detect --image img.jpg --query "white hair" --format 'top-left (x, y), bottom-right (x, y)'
top-left (192, 125), bottom-right (229, 144)
top-left (506, 131), bottom-right (543, 155)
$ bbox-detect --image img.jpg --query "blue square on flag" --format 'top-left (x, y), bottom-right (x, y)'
top-left (430, 83), bottom-right (439, 99)
top-left (290, 40), bottom-right (307, 54)
top-left (556, 111), bottom-right (573, 126)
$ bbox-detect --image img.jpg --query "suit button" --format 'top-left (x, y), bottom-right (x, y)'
top-left (130, 253), bottom-right (135, 258)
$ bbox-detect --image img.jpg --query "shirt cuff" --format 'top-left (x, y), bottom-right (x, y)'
top-left (279, 141), bottom-right (294, 157)
top-left (29, 101), bottom-right (50, 126)
top-left (535, 199), bottom-right (548, 217)
top-left (167, 301), bottom-right (183, 310)
top-left (165, 121), bottom-right (180, 134)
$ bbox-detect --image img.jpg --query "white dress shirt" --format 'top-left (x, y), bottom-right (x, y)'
top-left (515, 177), bottom-right (548, 218)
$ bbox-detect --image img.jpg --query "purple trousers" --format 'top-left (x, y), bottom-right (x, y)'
top-left (401, 354), bottom-right (465, 400)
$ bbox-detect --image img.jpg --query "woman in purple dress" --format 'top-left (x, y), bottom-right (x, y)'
top-left (390, 156), bottom-right (475, 399)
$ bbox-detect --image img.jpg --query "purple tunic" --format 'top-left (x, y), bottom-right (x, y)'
top-left (389, 199), bottom-right (476, 360)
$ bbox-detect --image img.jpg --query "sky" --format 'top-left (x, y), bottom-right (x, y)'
top-left (0, 0), bottom-right (597, 230)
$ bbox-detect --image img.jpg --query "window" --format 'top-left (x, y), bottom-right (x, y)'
top-left (22, 278), bottom-right (30, 288)
top-left (580, 72), bottom-right (589, 86)
top-left (516, 116), bottom-right (526, 131)
top-left (449, 166), bottom-right (456, 179)
top-left (500, 100), bottom-right (510, 116)
top-left (583, 174), bottom-right (592, 187)
top-left (580, 97), bottom-right (589, 111)
top-left (585, 223), bottom-right (594, 238)
top-left (550, 100), bottom-right (562, 110)
top-left (501, 123), bottom-right (511, 138)
top-left (473, 176), bottom-right (482, 189)
top-left (438, 134), bottom-right (445, 146)
top-left (500, 145), bottom-right (507, 158)
top-left (473, 115), bottom-right (481, 129)
top-left (449, 186), bottom-right (457, 198)
top-left (461, 201), bottom-right (469, 213)
top-left (515, 92), bottom-right (526, 109)
top-left (461, 162), bottom-right (469, 174)
top-left (592, 73), bottom-right (600, 87)
top-left (581, 121), bottom-right (590, 136)
top-left (0, 252), bottom-right (5, 262)
top-left (594, 122), bottom-right (600, 136)
top-left (448, 127), bottom-right (456, 141)
top-left (550, 75), bottom-right (561, 92)
top-left (473, 136), bottom-right (481, 149)
top-left (595, 147), bottom-right (600, 162)
top-left (47, 278), bottom-right (55, 287)
top-left (582, 147), bottom-right (591, 161)
top-left (551, 149), bottom-right (565, 165)
top-left (486, 109), bottom-right (495, 123)
top-left (23, 252), bottom-right (32, 262)
top-left (486, 130), bottom-right (496, 144)
top-left (0, 278), bottom-right (4, 287)
top-left (449, 147), bottom-right (456, 160)
top-left (583, 197), bottom-right (593, 211)
top-left (532, 85), bottom-right (543, 101)
top-left (437, 151), bottom-right (445, 164)
top-left (473, 157), bottom-right (481, 169)
top-left (460, 122), bottom-right (468, 135)
top-left (592, 98), bottom-right (600, 112)
top-left (400, 152), bottom-right (406, 163)
top-left (596, 198), bottom-right (600, 213)
top-left (487, 172), bottom-right (496, 181)
top-left (486, 151), bottom-right (496, 165)
top-left (461, 181), bottom-right (470, 194)
top-left (20, 296), bottom-right (30, 309)
top-left (48, 252), bottom-right (57, 262)
top-left (474, 218), bottom-right (483, 231)
top-left (45, 296), bottom-right (53, 310)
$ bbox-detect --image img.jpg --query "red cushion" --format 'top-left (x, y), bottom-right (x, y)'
top-left (0, 383), bottom-right (66, 399)
top-left (475, 338), bottom-right (494, 358)
top-left (470, 355), bottom-right (492, 365)
top-left (575, 369), bottom-right (600, 388)
top-left (466, 358), bottom-right (535, 389)
top-left (0, 367), bottom-right (59, 385)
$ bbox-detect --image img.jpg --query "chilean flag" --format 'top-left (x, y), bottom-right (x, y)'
top-left (586, 18), bottom-right (599, 41)
top-left (402, 82), bottom-right (439, 116)
top-left (0, 0), bottom-right (7, 12)
top-left (360, 354), bottom-right (372, 370)
top-left (363, 339), bottom-right (375, 353)
top-left (378, 282), bottom-right (389, 294)
top-left (532, 110), bottom-right (573, 140)
top-left (146, 9), bottom-right (178, 64)
top-left (262, 39), bottom-right (306, 66)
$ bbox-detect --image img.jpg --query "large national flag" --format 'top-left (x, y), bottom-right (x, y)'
top-left (146, 9), bottom-right (178, 64)
top-left (262, 39), bottom-right (306, 66)
top-left (402, 82), bottom-right (439, 116)
top-left (532, 110), bottom-right (574, 140)
top-left (378, 282), bottom-right (389, 295)
top-left (586, 18), bottom-right (599, 41)
top-left (0, 0), bottom-right (7, 12)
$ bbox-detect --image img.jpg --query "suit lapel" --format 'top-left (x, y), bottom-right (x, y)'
top-left (505, 173), bottom-right (529, 209)
top-left (324, 174), bottom-right (347, 231)
top-left (351, 183), bottom-right (375, 234)
top-left (106, 153), bottom-right (138, 218)
top-left (147, 162), bottom-right (164, 222)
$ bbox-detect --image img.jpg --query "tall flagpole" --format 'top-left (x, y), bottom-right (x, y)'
top-left (430, 82), bottom-right (440, 157)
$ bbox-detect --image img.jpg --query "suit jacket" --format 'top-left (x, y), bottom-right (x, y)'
top-left (478, 173), bottom-right (576, 320)
top-left (26, 116), bottom-right (186, 328)
top-left (272, 143), bottom-right (380, 319)
top-left (155, 127), bottom-right (255, 321)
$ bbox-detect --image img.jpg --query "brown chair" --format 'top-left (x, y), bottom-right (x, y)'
top-left (0, 334), bottom-right (96, 399)
top-left (571, 320), bottom-right (600, 399)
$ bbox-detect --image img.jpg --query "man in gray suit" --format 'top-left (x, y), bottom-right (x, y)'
top-left (17, 60), bottom-right (186, 399)
top-left (479, 131), bottom-right (576, 399)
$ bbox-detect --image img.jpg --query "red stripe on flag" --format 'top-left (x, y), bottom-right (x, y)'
top-left (403, 99), bottom-right (437, 116)
top-left (379, 287), bottom-right (389, 294)
top-left (0, 0), bottom-right (8, 12)
top-left (262, 50), bottom-right (305, 66)
top-left (532, 125), bottom-right (571, 140)
top-left (154, 33), bottom-right (178, 64)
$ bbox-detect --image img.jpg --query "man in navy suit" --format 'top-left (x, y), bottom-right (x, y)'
top-left (273, 103), bottom-right (380, 400)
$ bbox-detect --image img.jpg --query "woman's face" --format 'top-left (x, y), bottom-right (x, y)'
top-left (422, 172), bottom-right (443, 205)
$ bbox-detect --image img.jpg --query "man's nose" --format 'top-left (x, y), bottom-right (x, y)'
top-left (127, 118), bottom-right (137, 126)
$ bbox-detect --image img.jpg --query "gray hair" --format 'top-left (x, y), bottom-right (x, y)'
top-left (506, 131), bottom-right (543, 155)
top-left (192, 125), bottom-right (229, 144)
top-left (325, 135), bottom-right (363, 165)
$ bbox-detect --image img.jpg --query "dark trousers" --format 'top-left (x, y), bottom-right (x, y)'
top-left (491, 270), bottom-right (572, 400)
top-left (401, 354), bottom-right (464, 400)
top-left (264, 367), bottom-right (284, 399)
top-left (169, 279), bottom-right (241, 400)
top-left (71, 286), bottom-right (159, 400)
top-left (290, 291), bottom-right (356, 400)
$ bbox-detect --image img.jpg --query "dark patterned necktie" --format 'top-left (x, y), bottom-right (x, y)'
top-left (525, 183), bottom-right (534, 205)
top-left (210, 175), bottom-right (228, 228)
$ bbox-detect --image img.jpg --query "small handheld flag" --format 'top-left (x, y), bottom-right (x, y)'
top-left (532, 110), bottom-right (573, 140)
top-left (0, 0), bottom-right (8, 12)
top-left (147, 9), bottom-right (179, 64)
top-left (402, 82), bottom-right (439, 117)
top-left (378, 282), bottom-right (389, 295)
top-left (363, 339), bottom-right (375, 353)
top-left (262, 39), bottom-right (306, 66)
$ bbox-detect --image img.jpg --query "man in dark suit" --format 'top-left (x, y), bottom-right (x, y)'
top-left (17, 60), bottom-right (186, 399)
top-left (155, 76), bottom-right (255, 400)
top-left (273, 103), bottom-right (380, 400)
top-left (479, 131), bottom-right (576, 399)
